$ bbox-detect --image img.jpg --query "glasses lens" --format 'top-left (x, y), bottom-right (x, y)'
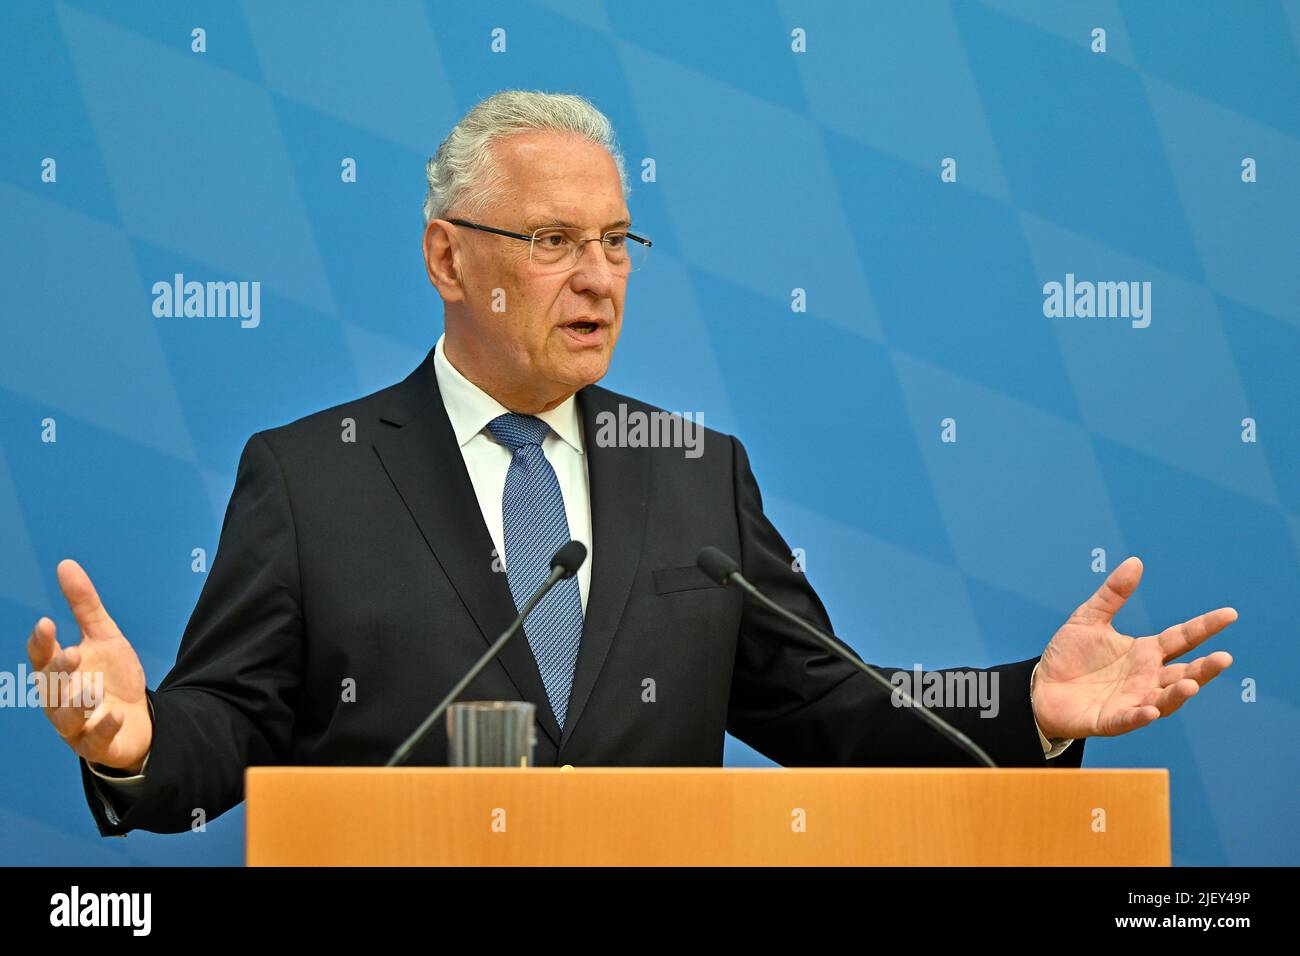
top-left (602, 233), bottom-right (629, 265)
top-left (619, 234), bottom-right (648, 273)
top-left (529, 228), bottom-right (649, 273)
top-left (531, 228), bottom-right (574, 267)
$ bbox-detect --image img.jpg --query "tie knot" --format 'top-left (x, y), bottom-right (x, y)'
top-left (486, 413), bottom-right (551, 451)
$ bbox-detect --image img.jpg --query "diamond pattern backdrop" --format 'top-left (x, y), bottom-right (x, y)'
top-left (1, 0), bottom-right (1296, 866)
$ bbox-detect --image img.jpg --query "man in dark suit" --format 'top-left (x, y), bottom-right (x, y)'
top-left (27, 91), bottom-right (1236, 837)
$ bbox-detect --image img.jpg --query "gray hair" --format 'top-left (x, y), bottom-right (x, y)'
top-left (423, 90), bottom-right (629, 224)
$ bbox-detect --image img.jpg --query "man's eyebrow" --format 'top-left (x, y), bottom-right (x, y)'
top-left (524, 217), bottom-right (632, 232)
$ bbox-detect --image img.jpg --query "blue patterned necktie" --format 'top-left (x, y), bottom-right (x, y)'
top-left (485, 413), bottom-right (584, 730)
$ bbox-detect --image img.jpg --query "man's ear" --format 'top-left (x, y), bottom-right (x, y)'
top-left (423, 220), bottom-right (465, 303)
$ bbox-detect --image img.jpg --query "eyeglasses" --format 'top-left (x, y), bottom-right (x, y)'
top-left (446, 218), bottom-right (652, 274)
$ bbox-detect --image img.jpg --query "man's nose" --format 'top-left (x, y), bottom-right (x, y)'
top-left (570, 240), bottom-right (617, 295)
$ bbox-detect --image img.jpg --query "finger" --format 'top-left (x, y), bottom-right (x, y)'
top-left (55, 558), bottom-right (119, 643)
top-left (1159, 651), bottom-right (1233, 688)
top-left (48, 692), bottom-right (94, 740)
top-left (38, 642), bottom-right (81, 688)
top-left (1074, 556), bottom-right (1144, 626)
top-left (73, 706), bottom-right (124, 766)
top-left (1159, 607), bottom-right (1237, 662)
top-left (42, 652), bottom-right (94, 738)
top-left (1152, 678), bottom-right (1200, 717)
top-left (1106, 704), bottom-right (1161, 736)
top-left (26, 617), bottom-right (60, 671)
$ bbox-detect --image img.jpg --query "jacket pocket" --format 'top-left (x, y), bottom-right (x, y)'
top-left (653, 565), bottom-right (724, 594)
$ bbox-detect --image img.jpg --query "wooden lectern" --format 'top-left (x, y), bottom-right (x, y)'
top-left (245, 767), bottom-right (1169, 866)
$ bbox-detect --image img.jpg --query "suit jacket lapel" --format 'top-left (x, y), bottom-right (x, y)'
top-left (560, 385), bottom-right (650, 749)
top-left (371, 347), bottom-right (564, 749)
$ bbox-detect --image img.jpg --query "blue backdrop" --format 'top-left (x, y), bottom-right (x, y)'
top-left (2, 0), bottom-right (1296, 866)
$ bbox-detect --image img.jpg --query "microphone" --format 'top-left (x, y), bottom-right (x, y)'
top-left (695, 546), bottom-right (997, 768)
top-left (385, 541), bottom-right (588, 767)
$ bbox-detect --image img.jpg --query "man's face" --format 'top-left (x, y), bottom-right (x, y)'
top-left (436, 130), bottom-right (631, 408)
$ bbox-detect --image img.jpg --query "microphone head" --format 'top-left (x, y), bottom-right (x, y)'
top-left (551, 541), bottom-right (588, 579)
top-left (696, 546), bottom-right (740, 585)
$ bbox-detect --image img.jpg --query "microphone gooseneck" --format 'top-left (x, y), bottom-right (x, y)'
top-left (695, 546), bottom-right (997, 769)
top-left (385, 541), bottom-right (588, 767)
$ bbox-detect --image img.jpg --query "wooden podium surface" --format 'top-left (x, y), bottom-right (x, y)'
top-left (245, 767), bottom-right (1169, 866)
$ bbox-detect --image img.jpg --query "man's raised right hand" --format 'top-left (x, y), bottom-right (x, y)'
top-left (27, 559), bottom-right (153, 774)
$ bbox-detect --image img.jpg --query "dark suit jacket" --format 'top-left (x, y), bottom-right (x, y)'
top-left (82, 345), bottom-right (1084, 835)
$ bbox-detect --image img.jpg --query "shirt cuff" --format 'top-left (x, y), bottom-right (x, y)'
top-left (1030, 662), bottom-right (1075, 759)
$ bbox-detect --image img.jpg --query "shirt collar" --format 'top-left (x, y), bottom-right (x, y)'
top-left (432, 333), bottom-right (584, 454)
